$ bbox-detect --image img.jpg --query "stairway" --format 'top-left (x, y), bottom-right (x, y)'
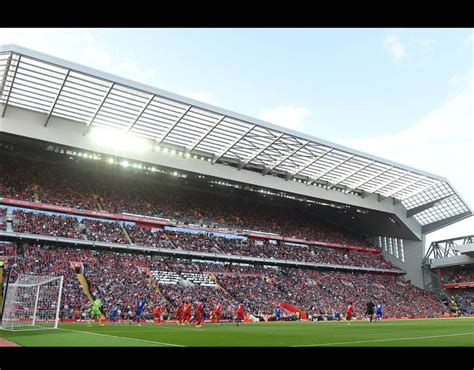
top-left (32, 176), bottom-right (40, 203)
top-left (76, 273), bottom-right (94, 302)
top-left (162, 232), bottom-right (177, 249)
top-left (95, 197), bottom-right (103, 212)
top-left (209, 237), bottom-right (224, 254)
top-left (122, 226), bottom-right (133, 244)
top-left (77, 272), bottom-right (106, 321)
top-left (215, 278), bottom-right (235, 300)
top-left (155, 284), bottom-right (172, 306)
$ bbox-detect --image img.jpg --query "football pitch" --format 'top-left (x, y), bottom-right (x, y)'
top-left (1, 318), bottom-right (473, 347)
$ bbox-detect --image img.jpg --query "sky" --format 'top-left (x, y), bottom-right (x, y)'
top-left (1, 28), bottom-right (473, 251)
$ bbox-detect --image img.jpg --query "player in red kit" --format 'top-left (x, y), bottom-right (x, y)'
top-left (211, 303), bottom-right (223, 324)
top-left (235, 303), bottom-right (245, 327)
top-left (191, 302), bottom-right (204, 327)
top-left (346, 302), bottom-right (354, 325)
top-left (182, 301), bottom-right (192, 325)
top-left (176, 301), bottom-right (185, 324)
top-left (153, 304), bottom-right (162, 324)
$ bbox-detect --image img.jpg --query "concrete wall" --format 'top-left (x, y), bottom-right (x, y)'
top-left (430, 255), bottom-right (474, 269)
top-left (381, 237), bottom-right (426, 288)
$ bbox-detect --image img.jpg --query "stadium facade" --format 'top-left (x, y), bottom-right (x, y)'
top-left (0, 43), bottom-right (472, 291)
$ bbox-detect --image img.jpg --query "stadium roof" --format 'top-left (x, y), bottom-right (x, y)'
top-left (0, 44), bottom-right (471, 232)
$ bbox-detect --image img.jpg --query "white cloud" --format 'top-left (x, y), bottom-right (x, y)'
top-left (115, 56), bottom-right (157, 84)
top-left (179, 91), bottom-right (218, 106)
top-left (333, 69), bottom-right (474, 247)
top-left (384, 34), bottom-right (407, 62)
top-left (258, 105), bottom-right (312, 131)
top-left (464, 32), bottom-right (474, 49)
top-left (1, 28), bottom-right (158, 85)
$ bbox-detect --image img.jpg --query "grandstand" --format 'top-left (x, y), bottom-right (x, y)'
top-left (0, 44), bottom-right (473, 347)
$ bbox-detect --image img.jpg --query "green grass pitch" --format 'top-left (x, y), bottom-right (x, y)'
top-left (1, 318), bottom-right (473, 347)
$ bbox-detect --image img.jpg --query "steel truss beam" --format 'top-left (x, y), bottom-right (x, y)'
top-left (156, 105), bottom-right (192, 145)
top-left (212, 125), bottom-right (256, 164)
top-left (407, 195), bottom-right (453, 217)
top-left (263, 141), bottom-right (309, 175)
top-left (307, 155), bottom-right (355, 186)
top-left (367, 170), bottom-right (411, 195)
top-left (290, 147), bottom-right (334, 178)
top-left (186, 115), bottom-right (226, 153)
top-left (44, 69), bottom-right (70, 127)
top-left (384, 175), bottom-right (426, 198)
top-left (327, 160), bottom-right (375, 190)
top-left (344, 166), bottom-right (393, 194)
top-left (127, 94), bottom-right (155, 132)
top-left (0, 52), bottom-right (13, 100)
top-left (2, 54), bottom-right (21, 118)
top-left (401, 181), bottom-right (440, 201)
top-left (83, 82), bottom-right (115, 135)
top-left (240, 133), bottom-right (284, 169)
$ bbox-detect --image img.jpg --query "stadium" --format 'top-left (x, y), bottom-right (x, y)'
top-left (0, 43), bottom-right (473, 348)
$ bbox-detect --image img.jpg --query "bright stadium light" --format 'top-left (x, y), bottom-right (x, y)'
top-left (90, 127), bottom-right (152, 152)
top-left (108, 158), bottom-right (114, 164)
top-left (120, 160), bottom-right (129, 168)
top-left (185, 153), bottom-right (191, 158)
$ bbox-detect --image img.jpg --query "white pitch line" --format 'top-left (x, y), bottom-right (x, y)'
top-left (59, 328), bottom-right (184, 347)
top-left (293, 332), bottom-right (474, 347)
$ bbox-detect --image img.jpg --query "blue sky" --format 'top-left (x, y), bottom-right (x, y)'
top-left (1, 28), bottom-right (473, 247)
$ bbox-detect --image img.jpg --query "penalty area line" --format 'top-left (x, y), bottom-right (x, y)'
top-left (293, 332), bottom-right (474, 347)
top-left (58, 328), bottom-right (184, 347)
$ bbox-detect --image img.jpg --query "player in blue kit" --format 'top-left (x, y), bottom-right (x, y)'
top-left (111, 305), bottom-right (119, 322)
top-left (275, 306), bottom-right (281, 321)
top-left (131, 300), bottom-right (146, 327)
top-left (376, 303), bottom-right (383, 321)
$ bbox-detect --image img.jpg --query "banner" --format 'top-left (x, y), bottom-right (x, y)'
top-left (1, 197), bottom-right (172, 227)
top-left (277, 302), bottom-right (308, 320)
top-left (1, 197), bottom-right (380, 254)
top-left (443, 282), bottom-right (474, 288)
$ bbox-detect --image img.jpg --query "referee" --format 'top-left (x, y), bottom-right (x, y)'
top-left (366, 301), bottom-right (375, 322)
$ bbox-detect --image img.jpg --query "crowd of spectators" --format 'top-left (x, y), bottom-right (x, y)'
top-left (0, 243), bottom-right (448, 321)
top-left (81, 219), bottom-right (128, 244)
top-left (0, 154), bottom-right (377, 249)
top-left (125, 226), bottom-right (175, 249)
top-left (4, 244), bottom-right (93, 319)
top-left (0, 159), bottom-right (35, 202)
top-left (442, 266), bottom-right (474, 284)
top-left (451, 290), bottom-right (473, 310)
top-left (12, 210), bottom-right (83, 239)
top-left (0, 207), bottom-right (6, 231)
top-left (84, 250), bottom-right (167, 320)
top-left (0, 241), bottom-right (16, 256)
top-left (7, 209), bottom-right (399, 271)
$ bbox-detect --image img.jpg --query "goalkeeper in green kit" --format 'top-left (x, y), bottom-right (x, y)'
top-left (87, 298), bottom-right (105, 327)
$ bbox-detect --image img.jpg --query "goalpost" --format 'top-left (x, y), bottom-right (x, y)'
top-left (0, 274), bottom-right (63, 331)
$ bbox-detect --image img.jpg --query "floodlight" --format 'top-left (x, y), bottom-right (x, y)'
top-left (90, 127), bottom-right (152, 152)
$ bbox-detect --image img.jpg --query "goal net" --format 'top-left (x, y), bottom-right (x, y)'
top-left (0, 274), bottom-right (63, 331)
